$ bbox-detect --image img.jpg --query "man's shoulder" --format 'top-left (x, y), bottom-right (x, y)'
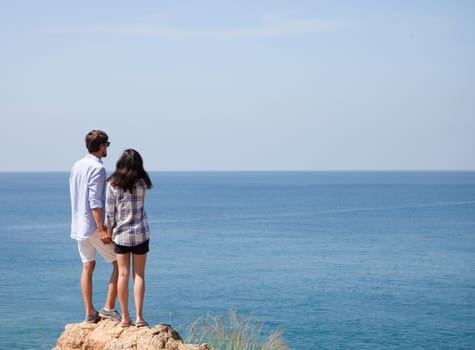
top-left (71, 155), bottom-right (104, 173)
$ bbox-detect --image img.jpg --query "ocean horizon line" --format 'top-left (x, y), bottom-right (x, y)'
top-left (1, 169), bottom-right (475, 173)
top-left (2, 170), bottom-right (475, 185)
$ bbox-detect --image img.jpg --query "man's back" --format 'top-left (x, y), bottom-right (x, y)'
top-left (70, 154), bottom-right (106, 240)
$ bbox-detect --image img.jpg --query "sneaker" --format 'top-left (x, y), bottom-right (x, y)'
top-left (85, 311), bottom-right (100, 323)
top-left (99, 308), bottom-right (121, 322)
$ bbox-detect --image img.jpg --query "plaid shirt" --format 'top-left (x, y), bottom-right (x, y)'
top-left (105, 178), bottom-right (150, 247)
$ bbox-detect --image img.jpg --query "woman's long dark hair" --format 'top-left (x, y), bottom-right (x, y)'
top-left (108, 149), bottom-right (152, 192)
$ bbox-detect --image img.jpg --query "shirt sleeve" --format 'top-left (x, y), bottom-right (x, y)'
top-left (88, 167), bottom-right (106, 209)
top-left (104, 182), bottom-right (116, 228)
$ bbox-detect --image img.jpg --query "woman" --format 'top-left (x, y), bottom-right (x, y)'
top-left (105, 149), bottom-right (153, 327)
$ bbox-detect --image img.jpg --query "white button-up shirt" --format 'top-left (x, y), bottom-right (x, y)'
top-left (70, 154), bottom-right (106, 241)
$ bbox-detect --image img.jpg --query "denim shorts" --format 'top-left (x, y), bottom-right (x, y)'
top-left (114, 239), bottom-right (149, 255)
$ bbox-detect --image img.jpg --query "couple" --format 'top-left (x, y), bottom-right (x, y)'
top-left (70, 130), bottom-right (152, 328)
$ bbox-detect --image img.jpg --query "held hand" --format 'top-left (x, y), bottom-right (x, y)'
top-left (99, 228), bottom-right (112, 244)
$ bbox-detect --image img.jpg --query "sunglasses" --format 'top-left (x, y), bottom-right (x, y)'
top-left (105, 141), bottom-right (111, 147)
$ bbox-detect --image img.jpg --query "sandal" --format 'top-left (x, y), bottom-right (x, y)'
top-left (135, 320), bottom-right (149, 328)
top-left (119, 321), bottom-right (133, 328)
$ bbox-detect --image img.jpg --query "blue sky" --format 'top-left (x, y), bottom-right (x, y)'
top-left (1, 1), bottom-right (474, 171)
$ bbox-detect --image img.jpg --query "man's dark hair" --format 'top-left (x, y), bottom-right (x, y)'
top-left (85, 130), bottom-right (108, 153)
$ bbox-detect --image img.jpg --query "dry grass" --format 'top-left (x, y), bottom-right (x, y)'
top-left (186, 309), bottom-right (290, 350)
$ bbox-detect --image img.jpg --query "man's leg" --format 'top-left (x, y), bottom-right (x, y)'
top-left (104, 260), bottom-right (118, 310)
top-left (81, 261), bottom-right (96, 316)
top-left (93, 234), bottom-right (120, 322)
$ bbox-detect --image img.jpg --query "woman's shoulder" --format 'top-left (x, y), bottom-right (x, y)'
top-left (138, 178), bottom-right (148, 188)
top-left (136, 178), bottom-right (147, 188)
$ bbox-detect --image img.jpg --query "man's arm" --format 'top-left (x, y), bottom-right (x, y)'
top-left (92, 207), bottom-right (112, 244)
top-left (89, 167), bottom-right (111, 244)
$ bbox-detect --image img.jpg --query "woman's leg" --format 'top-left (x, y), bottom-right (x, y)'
top-left (132, 253), bottom-right (147, 323)
top-left (116, 253), bottom-right (131, 324)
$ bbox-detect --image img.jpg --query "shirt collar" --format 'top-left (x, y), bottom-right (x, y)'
top-left (87, 154), bottom-right (103, 164)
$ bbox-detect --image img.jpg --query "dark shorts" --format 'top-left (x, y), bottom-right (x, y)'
top-left (114, 240), bottom-right (149, 255)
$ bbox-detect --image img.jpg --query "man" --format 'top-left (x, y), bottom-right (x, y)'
top-left (70, 130), bottom-right (120, 323)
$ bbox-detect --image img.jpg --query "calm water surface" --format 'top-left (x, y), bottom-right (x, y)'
top-left (0, 171), bottom-right (474, 349)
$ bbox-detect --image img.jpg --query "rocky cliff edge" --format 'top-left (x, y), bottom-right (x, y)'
top-left (53, 319), bottom-right (209, 350)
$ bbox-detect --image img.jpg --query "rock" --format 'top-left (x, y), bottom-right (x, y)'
top-left (53, 319), bottom-right (210, 350)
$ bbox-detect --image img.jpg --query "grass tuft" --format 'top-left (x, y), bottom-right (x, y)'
top-left (186, 309), bottom-right (290, 350)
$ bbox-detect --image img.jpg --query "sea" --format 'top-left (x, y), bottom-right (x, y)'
top-left (0, 171), bottom-right (474, 349)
